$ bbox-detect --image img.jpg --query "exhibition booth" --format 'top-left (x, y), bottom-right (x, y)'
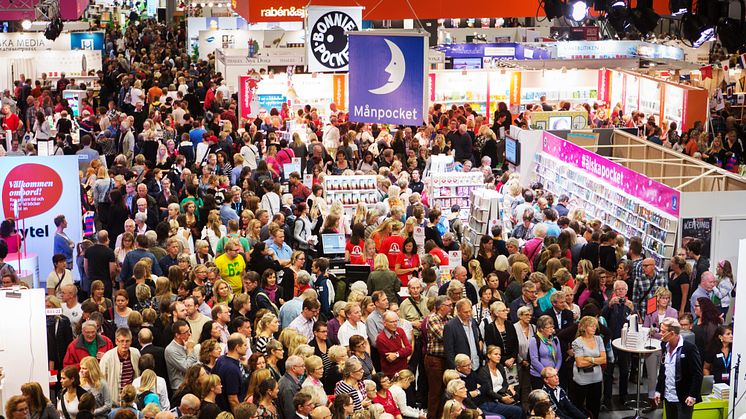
top-left (0, 32), bottom-right (104, 90)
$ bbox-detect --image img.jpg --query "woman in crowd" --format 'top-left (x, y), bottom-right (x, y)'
top-left (79, 356), bottom-right (112, 418)
top-left (254, 378), bottom-right (279, 419)
top-left (693, 297), bottom-right (724, 352)
top-left (301, 356), bottom-right (327, 407)
top-left (309, 321), bottom-right (332, 372)
top-left (394, 237), bottom-right (420, 288)
top-left (389, 371), bottom-right (426, 419)
top-left (528, 315), bottom-right (561, 390)
top-left (5, 396), bottom-right (30, 419)
top-left (704, 325), bottom-right (734, 384)
top-left (477, 346), bottom-right (523, 419)
top-left (197, 374), bottom-right (222, 419)
top-left (58, 366), bottom-right (87, 419)
top-left (254, 313), bottom-right (280, 356)
top-left (335, 358), bottom-right (370, 412)
top-left (112, 290), bottom-right (133, 329)
top-left (714, 260), bottom-right (735, 317)
top-left (199, 339), bottom-right (223, 373)
top-left (505, 262), bottom-right (529, 303)
top-left (571, 316), bottom-right (605, 419)
top-left (108, 385), bottom-right (140, 419)
top-left (331, 394), bottom-right (354, 419)
top-left (348, 335), bottom-right (375, 381)
top-left (85, 280), bottom-right (113, 318)
top-left (483, 301), bottom-right (519, 374)
top-left (21, 382), bottom-right (57, 419)
top-left (265, 339), bottom-right (284, 381)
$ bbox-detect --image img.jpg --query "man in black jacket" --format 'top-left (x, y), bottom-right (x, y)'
top-left (444, 298), bottom-right (482, 369)
top-left (542, 366), bottom-right (588, 419)
top-left (654, 318), bottom-right (703, 419)
top-left (542, 291), bottom-right (574, 331)
top-left (138, 329), bottom-right (171, 396)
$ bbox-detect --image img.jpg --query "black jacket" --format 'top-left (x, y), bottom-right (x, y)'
top-left (47, 315), bottom-right (74, 370)
top-left (483, 321), bottom-right (519, 362)
top-left (140, 343), bottom-right (171, 393)
top-left (444, 317), bottom-right (482, 369)
top-left (656, 338), bottom-right (704, 403)
top-left (541, 307), bottom-right (575, 331)
top-left (543, 384), bottom-right (586, 419)
top-left (476, 364), bottom-right (512, 405)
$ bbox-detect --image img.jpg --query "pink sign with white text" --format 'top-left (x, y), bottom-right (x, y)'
top-left (541, 132), bottom-right (680, 217)
top-left (239, 75), bottom-right (254, 121)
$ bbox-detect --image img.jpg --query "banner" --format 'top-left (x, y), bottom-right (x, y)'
top-left (238, 75), bottom-right (254, 121)
top-left (0, 156), bottom-right (83, 286)
top-left (0, 32), bottom-right (105, 52)
top-left (348, 32), bottom-right (428, 125)
top-left (306, 6), bottom-right (362, 72)
top-left (332, 74), bottom-right (346, 110)
top-left (541, 132), bottom-right (680, 217)
top-left (681, 218), bottom-right (712, 259)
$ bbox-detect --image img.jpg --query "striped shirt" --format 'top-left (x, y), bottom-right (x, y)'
top-left (119, 352), bottom-right (135, 389)
top-left (335, 380), bottom-right (366, 412)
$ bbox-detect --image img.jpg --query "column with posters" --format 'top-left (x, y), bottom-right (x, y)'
top-left (0, 156), bottom-right (83, 288)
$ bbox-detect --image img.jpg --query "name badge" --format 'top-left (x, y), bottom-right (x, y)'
top-left (717, 353), bottom-right (724, 359)
top-left (722, 373), bottom-right (730, 382)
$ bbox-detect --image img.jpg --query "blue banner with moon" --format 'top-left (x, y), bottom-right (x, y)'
top-left (348, 32), bottom-right (428, 126)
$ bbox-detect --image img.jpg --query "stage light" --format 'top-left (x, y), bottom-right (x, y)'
top-left (682, 13), bottom-right (714, 48)
top-left (630, 6), bottom-right (660, 35)
top-left (543, 0), bottom-right (565, 20)
top-left (21, 19), bottom-right (32, 30)
top-left (669, 0), bottom-right (691, 16)
top-left (568, 0), bottom-right (589, 21)
top-left (607, 0), bottom-right (631, 34)
top-left (716, 18), bottom-right (745, 53)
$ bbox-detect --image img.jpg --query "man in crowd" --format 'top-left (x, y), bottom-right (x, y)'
top-left (288, 298), bottom-right (320, 341)
top-left (690, 271), bottom-right (718, 317)
top-left (425, 296), bottom-right (452, 419)
top-left (119, 235), bottom-right (162, 287)
top-left (438, 266), bottom-right (477, 304)
top-left (278, 355), bottom-right (305, 419)
top-left (366, 291), bottom-right (389, 351)
top-left (100, 328), bottom-right (141, 405)
top-left (84, 230), bottom-right (118, 297)
top-left (542, 366), bottom-right (587, 419)
top-left (444, 298), bottom-right (481, 370)
top-left (63, 320), bottom-right (114, 368)
top-left (337, 301), bottom-right (367, 348)
top-left (632, 258), bottom-right (667, 315)
top-left (138, 328), bottom-right (170, 391)
top-left (654, 318), bottom-right (703, 419)
top-left (164, 320), bottom-right (199, 392)
top-left (376, 310), bottom-right (412, 376)
top-left (214, 333), bottom-right (249, 413)
top-left (184, 296), bottom-right (211, 344)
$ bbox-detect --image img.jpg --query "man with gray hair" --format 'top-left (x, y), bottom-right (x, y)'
top-left (170, 393), bottom-right (200, 418)
top-left (279, 286), bottom-right (316, 328)
top-left (689, 271), bottom-right (717, 318)
top-left (376, 310), bottom-right (412, 376)
top-left (654, 318), bottom-right (703, 418)
top-left (63, 319), bottom-right (114, 368)
top-left (100, 327), bottom-right (141, 405)
top-left (278, 355), bottom-right (305, 419)
top-left (444, 298), bottom-right (481, 370)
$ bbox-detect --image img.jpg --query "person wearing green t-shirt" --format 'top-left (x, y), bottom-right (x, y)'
top-left (216, 220), bottom-right (251, 256)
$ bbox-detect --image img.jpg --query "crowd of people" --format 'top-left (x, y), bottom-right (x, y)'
top-left (0, 10), bottom-right (739, 419)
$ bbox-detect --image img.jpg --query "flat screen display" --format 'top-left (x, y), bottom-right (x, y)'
top-left (505, 136), bottom-right (521, 166)
top-left (322, 233), bottom-right (346, 255)
top-left (452, 58), bottom-right (482, 70)
top-left (548, 115), bottom-right (572, 130)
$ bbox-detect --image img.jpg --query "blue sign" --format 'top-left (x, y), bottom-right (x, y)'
top-left (348, 33), bottom-right (427, 126)
top-left (69, 32), bottom-right (105, 51)
top-left (437, 43), bottom-right (550, 60)
top-left (257, 94), bottom-right (287, 111)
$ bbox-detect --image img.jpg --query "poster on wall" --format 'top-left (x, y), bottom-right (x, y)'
top-left (0, 156), bottom-right (82, 286)
top-left (348, 32), bottom-right (428, 125)
top-left (306, 6), bottom-right (362, 72)
top-left (681, 217), bottom-right (712, 259)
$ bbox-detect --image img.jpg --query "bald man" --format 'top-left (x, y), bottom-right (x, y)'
top-left (438, 266), bottom-right (477, 304)
top-left (138, 328), bottom-right (170, 391)
top-left (376, 310), bottom-right (412, 376)
top-left (310, 406), bottom-right (332, 419)
top-left (632, 258), bottom-right (667, 314)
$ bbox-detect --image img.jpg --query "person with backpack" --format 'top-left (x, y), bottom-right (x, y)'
top-left (523, 224), bottom-right (547, 272)
top-left (292, 203), bottom-right (317, 255)
top-left (134, 370), bottom-right (161, 409)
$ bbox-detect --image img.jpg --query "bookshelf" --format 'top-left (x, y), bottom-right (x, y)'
top-left (534, 153), bottom-right (678, 266)
top-left (323, 175), bottom-right (379, 218)
top-left (465, 188), bottom-right (503, 247)
top-left (428, 172), bottom-right (485, 220)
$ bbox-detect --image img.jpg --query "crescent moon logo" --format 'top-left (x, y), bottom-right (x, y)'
top-left (369, 39), bottom-right (406, 95)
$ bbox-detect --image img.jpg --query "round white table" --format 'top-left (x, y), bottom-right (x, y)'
top-left (612, 337), bottom-right (662, 419)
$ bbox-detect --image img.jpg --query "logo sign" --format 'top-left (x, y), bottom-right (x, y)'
top-left (348, 32), bottom-right (428, 126)
top-left (69, 32), bottom-right (105, 50)
top-left (2, 164), bottom-right (63, 219)
top-left (306, 6), bottom-right (362, 72)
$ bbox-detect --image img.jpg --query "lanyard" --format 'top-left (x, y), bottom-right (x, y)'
top-left (724, 352), bottom-right (732, 369)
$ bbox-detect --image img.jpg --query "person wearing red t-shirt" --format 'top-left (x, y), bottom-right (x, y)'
top-left (380, 222), bottom-right (404, 269)
top-left (1, 105), bottom-right (22, 133)
top-left (395, 237), bottom-right (421, 287)
top-left (425, 240), bottom-right (449, 266)
top-left (346, 224), bottom-right (366, 263)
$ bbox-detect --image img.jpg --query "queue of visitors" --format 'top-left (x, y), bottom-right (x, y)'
top-left (0, 11), bottom-right (739, 419)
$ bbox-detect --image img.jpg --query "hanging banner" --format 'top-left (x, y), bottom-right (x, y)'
top-left (238, 75), bottom-right (254, 121)
top-left (0, 156), bottom-right (83, 287)
top-left (348, 32), bottom-right (428, 125)
top-left (542, 132), bottom-right (680, 217)
top-left (509, 71), bottom-right (521, 107)
top-left (332, 74), bottom-right (346, 110)
top-left (306, 6), bottom-right (362, 72)
top-left (597, 69), bottom-right (611, 105)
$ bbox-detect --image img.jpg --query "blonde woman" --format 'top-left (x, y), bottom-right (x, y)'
top-left (301, 356), bottom-right (327, 406)
top-left (571, 316), bottom-right (605, 419)
top-left (330, 200), bottom-right (352, 236)
top-left (79, 356), bottom-right (112, 418)
top-left (136, 370), bottom-right (161, 408)
top-left (198, 374), bottom-right (222, 419)
top-left (212, 279), bottom-right (233, 306)
top-left (201, 212), bottom-right (227, 254)
top-left (367, 254), bottom-right (400, 303)
top-left (154, 276), bottom-right (176, 307)
top-left (468, 259), bottom-right (485, 290)
top-left (390, 370), bottom-right (426, 419)
top-left (255, 313), bottom-right (280, 356)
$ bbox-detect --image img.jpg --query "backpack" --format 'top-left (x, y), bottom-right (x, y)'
top-left (136, 391), bottom-right (153, 410)
top-left (285, 215), bottom-right (299, 249)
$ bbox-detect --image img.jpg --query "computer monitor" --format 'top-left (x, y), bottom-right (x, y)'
top-left (322, 233), bottom-right (346, 256)
top-left (505, 136), bottom-right (521, 166)
top-left (346, 264), bottom-right (372, 283)
top-left (548, 115), bottom-right (572, 130)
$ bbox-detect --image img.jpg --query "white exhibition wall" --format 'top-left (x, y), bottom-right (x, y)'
top-left (0, 288), bottom-right (50, 401)
top-left (679, 191), bottom-right (746, 276)
top-left (732, 239), bottom-right (746, 419)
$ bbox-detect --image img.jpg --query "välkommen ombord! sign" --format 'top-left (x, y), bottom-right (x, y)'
top-left (348, 32), bottom-right (428, 126)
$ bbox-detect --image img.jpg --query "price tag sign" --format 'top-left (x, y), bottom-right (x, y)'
top-left (448, 250), bottom-right (462, 270)
top-left (414, 226), bottom-right (425, 255)
top-left (303, 174), bottom-right (314, 189)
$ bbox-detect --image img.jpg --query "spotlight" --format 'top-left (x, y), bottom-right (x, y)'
top-left (543, 0), bottom-right (565, 20)
top-left (20, 19), bottom-right (32, 30)
top-left (44, 17), bottom-right (63, 41)
top-left (568, 0), bottom-right (589, 21)
top-left (682, 13), bottom-right (714, 48)
top-left (669, 0), bottom-right (691, 16)
top-left (630, 6), bottom-right (659, 36)
top-left (607, 0), bottom-right (631, 35)
top-left (716, 18), bottom-right (746, 53)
